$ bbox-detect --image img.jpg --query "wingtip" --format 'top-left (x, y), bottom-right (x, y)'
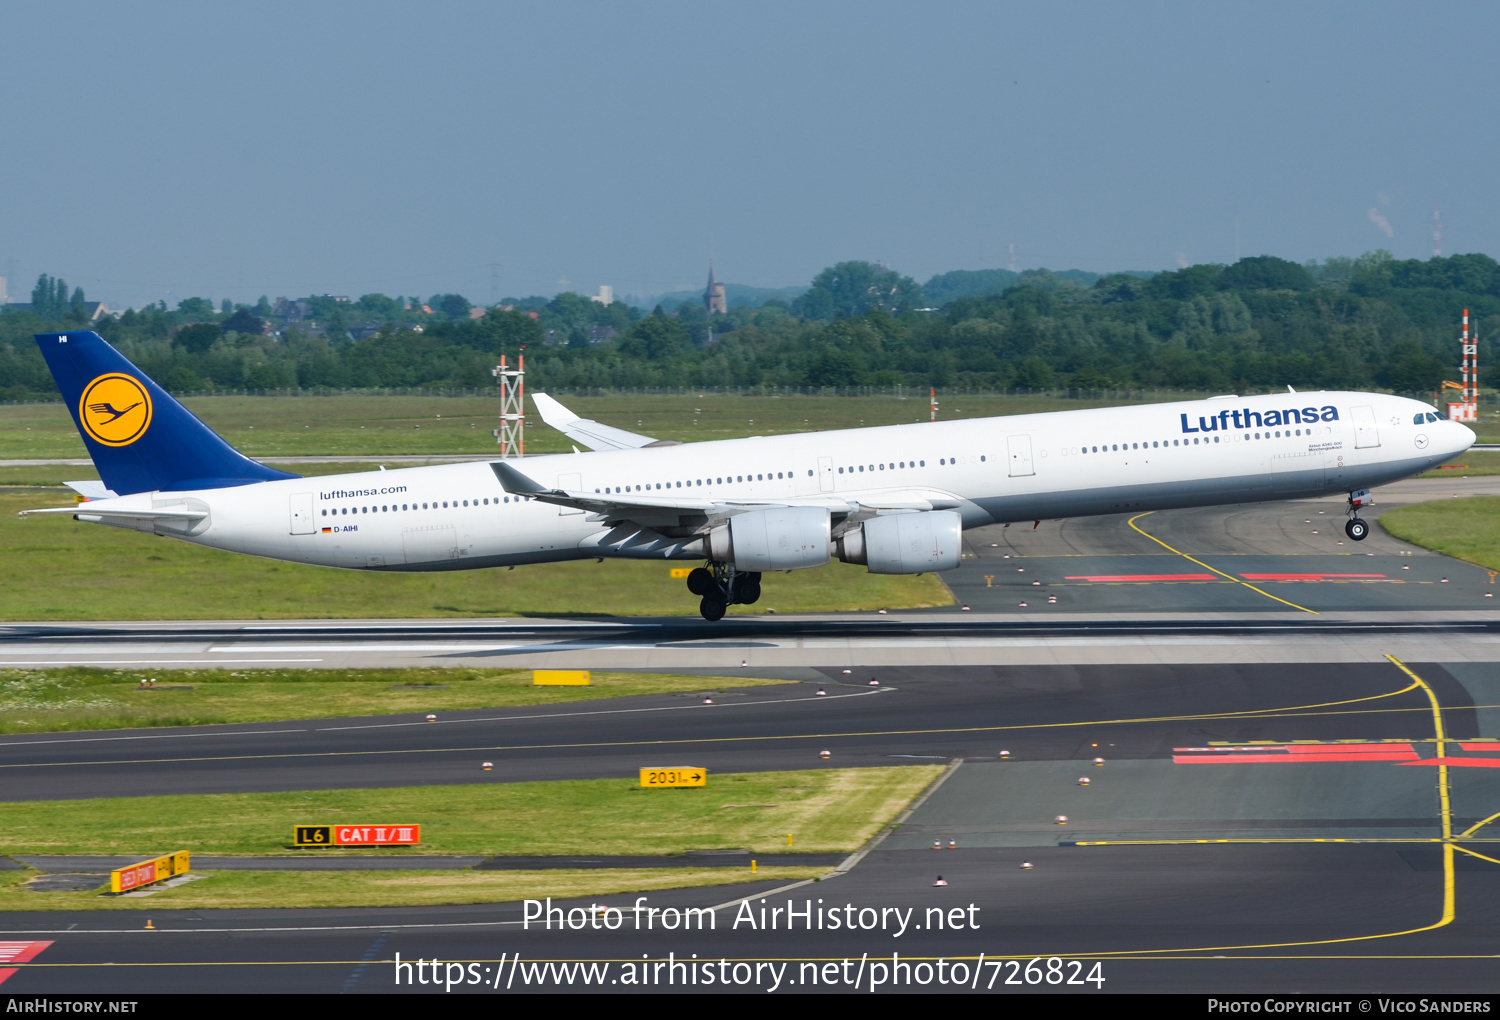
top-left (530, 392), bottom-right (578, 426)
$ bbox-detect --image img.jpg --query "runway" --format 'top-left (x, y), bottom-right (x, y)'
top-left (0, 478), bottom-right (1494, 673)
top-left (2, 658), bottom-right (1497, 802)
top-left (3, 612), bottom-right (1500, 673)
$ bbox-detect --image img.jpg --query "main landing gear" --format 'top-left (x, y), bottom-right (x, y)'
top-left (1345, 488), bottom-right (1373, 542)
top-left (686, 564), bottom-right (761, 621)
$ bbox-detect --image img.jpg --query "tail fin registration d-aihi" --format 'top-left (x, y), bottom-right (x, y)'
top-left (35, 331), bottom-right (299, 495)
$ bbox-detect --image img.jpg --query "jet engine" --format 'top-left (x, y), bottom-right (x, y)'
top-left (836, 510), bottom-right (961, 574)
top-left (705, 506), bottom-right (831, 571)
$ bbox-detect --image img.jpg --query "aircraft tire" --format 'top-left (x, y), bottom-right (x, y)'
top-left (736, 573), bottom-right (762, 605)
top-left (699, 596), bottom-right (727, 622)
top-left (1345, 518), bottom-right (1369, 541)
top-left (686, 567), bottom-right (714, 596)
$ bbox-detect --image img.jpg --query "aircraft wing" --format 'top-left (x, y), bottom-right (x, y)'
top-left (490, 461), bottom-right (962, 522)
top-left (531, 392), bottom-right (674, 452)
top-left (490, 460), bottom-right (855, 528)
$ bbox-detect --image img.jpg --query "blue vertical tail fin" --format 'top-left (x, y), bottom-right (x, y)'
top-left (35, 330), bottom-right (299, 494)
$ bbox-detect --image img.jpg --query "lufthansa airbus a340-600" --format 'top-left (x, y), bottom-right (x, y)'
top-left (24, 330), bottom-right (1476, 620)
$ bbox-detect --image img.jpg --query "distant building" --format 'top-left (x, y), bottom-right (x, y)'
top-left (704, 265), bottom-right (727, 315)
top-left (587, 325), bottom-right (617, 344)
top-left (271, 298), bottom-right (312, 323)
top-left (590, 285), bottom-right (613, 306)
top-left (468, 307), bottom-right (488, 320)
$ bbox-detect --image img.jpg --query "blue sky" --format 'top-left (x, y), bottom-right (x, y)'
top-left (1, 1), bottom-right (1494, 308)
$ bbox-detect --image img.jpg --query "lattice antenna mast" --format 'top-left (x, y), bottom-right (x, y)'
top-left (1433, 208), bottom-right (1443, 258)
top-left (492, 354), bottom-right (525, 456)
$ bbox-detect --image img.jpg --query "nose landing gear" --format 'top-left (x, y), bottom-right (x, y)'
top-left (1345, 488), bottom-right (1374, 542)
top-left (686, 564), bottom-right (761, 620)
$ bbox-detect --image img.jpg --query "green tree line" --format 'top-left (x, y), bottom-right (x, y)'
top-left (0, 252), bottom-right (1495, 401)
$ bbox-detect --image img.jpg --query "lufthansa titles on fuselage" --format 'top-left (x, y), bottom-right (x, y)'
top-left (1181, 405), bottom-right (1340, 434)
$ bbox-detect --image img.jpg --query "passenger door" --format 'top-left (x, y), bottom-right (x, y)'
top-left (817, 456), bottom-right (834, 493)
top-left (1006, 435), bottom-right (1035, 477)
top-left (288, 492), bottom-right (315, 534)
top-left (1351, 405), bottom-right (1381, 449)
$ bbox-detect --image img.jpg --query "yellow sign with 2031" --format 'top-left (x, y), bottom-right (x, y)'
top-left (640, 767), bottom-right (706, 788)
top-left (79, 373), bottom-right (152, 447)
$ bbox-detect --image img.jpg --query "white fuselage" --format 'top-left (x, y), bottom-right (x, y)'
top-left (74, 391), bottom-right (1474, 572)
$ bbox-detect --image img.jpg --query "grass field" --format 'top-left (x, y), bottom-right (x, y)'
top-left (0, 391), bottom-right (1198, 460)
top-left (0, 766), bottom-right (940, 909)
top-left (1419, 450), bottom-right (1500, 478)
top-left (0, 767), bottom-right (941, 857)
top-left (1379, 496), bottom-right (1500, 572)
top-left (0, 867), bottom-right (826, 911)
top-left (0, 493), bottom-right (951, 619)
top-left (0, 667), bottom-right (791, 734)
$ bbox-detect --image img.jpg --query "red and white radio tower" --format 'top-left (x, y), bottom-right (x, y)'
top-left (1432, 208), bottom-right (1443, 258)
top-left (1447, 308), bottom-right (1478, 423)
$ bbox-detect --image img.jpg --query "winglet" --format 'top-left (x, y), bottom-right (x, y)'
top-left (531, 393), bottom-right (580, 429)
top-left (490, 460), bottom-right (548, 494)
top-left (530, 391), bottom-right (666, 451)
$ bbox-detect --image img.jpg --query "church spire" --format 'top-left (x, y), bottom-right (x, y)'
top-left (704, 262), bottom-right (727, 315)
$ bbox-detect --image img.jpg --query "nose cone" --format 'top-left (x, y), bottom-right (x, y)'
top-left (1448, 421), bottom-right (1477, 457)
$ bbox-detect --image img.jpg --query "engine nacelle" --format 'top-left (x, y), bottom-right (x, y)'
top-left (705, 506), bottom-right (831, 571)
top-left (836, 510), bottom-right (961, 574)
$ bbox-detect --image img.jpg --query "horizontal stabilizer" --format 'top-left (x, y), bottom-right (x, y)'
top-left (65, 480), bottom-right (118, 500)
top-left (531, 392), bottom-right (671, 451)
top-left (21, 505), bottom-right (207, 523)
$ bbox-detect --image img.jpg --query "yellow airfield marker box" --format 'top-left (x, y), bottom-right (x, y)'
top-left (640, 767), bottom-right (706, 788)
top-left (669, 568), bottom-right (693, 578)
top-left (533, 670), bottom-right (590, 686)
top-left (110, 850), bottom-right (190, 893)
